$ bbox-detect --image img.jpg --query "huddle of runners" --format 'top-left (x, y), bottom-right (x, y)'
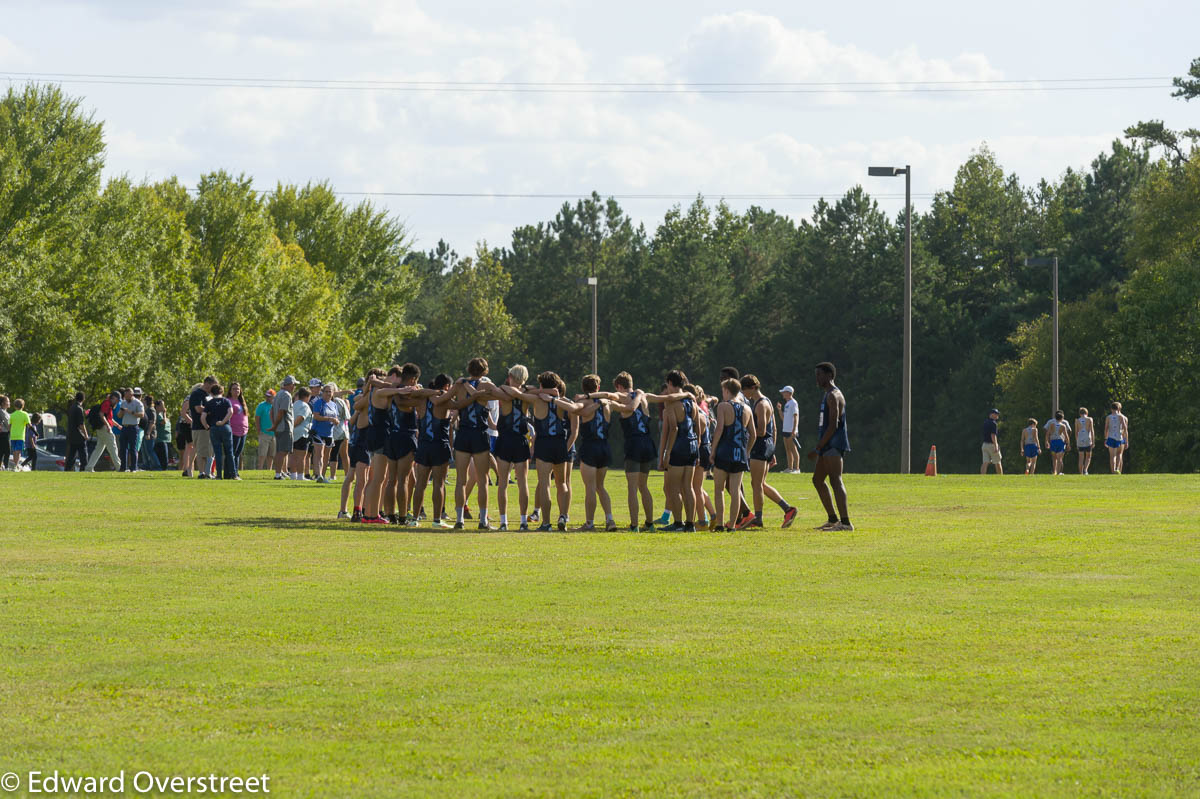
top-left (981, 402), bottom-right (1131, 476)
top-left (323, 359), bottom-right (853, 532)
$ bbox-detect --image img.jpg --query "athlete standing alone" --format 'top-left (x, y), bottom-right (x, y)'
top-left (809, 362), bottom-right (852, 531)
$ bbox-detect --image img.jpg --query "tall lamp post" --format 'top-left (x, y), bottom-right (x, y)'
top-left (868, 164), bottom-right (912, 474)
top-left (576, 275), bottom-right (598, 373)
top-left (1025, 256), bottom-right (1060, 414)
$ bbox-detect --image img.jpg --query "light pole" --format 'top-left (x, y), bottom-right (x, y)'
top-left (1025, 256), bottom-right (1060, 414)
top-left (576, 275), bottom-right (598, 373)
top-left (868, 164), bottom-right (912, 474)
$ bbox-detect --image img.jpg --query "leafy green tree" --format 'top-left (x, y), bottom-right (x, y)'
top-left (435, 245), bottom-right (521, 375)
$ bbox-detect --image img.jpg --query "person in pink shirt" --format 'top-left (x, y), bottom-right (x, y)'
top-left (228, 382), bottom-right (251, 473)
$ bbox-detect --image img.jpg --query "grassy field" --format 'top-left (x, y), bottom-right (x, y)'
top-left (1, 470), bottom-right (1198, 797)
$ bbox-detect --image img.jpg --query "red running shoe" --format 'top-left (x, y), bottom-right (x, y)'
top-left (781, 506), bottom-right (798, 529)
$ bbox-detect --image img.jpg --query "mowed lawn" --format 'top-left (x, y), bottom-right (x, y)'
top-left (2, 470), bottom-right (1198, 798)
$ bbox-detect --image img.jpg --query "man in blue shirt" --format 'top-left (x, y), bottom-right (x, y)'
top-left (310, 384), bottom-right (339, 484)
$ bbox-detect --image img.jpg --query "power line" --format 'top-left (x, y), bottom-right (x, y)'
top-left (2, 71), bottom-right (1173, 94)
top-left (331, 191), bottom-right (937, 200)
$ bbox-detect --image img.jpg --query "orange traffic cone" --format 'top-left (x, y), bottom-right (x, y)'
top-left (924, 445), bottom-right (937, 476)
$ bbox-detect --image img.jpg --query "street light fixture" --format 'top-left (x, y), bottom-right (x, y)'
top-left (1025, 256), bottom-right (1060, 414)
top-left (868, 164), bottom-right (912, 474)
top-left (576, 275), bottom-right (599, 373)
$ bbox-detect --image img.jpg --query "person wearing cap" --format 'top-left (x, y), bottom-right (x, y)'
top-left (776, 385), bottom-right (800, 473)
top-left (981, 408), bottom-right (1003, 475)
top-left (189, 377), bottom-right (217, 478)
top-left (116, 387), bottom-right (145, 472)
top-left (255, 388), bottom-right (277, 470)
top-left (271, 376), bottom-right (296, 479)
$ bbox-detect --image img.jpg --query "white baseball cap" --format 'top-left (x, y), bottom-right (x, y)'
top-left (780, 385), bottom-right (794, 394)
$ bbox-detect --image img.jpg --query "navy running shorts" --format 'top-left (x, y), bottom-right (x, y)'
top-left (415, 441), bottom-right (452, 468)
top-left (534, 437), bottom-right (568, 465)
top-left (578, 440), bottom-right (611, 469)
top-left (494, 433), bottom-right (530, 464)
top-left (750, 439), bottom-right (775, 462)
top-left (454, 428), bottom-right (491, 454)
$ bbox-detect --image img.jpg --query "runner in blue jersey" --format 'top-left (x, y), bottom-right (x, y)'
top-left (411, 374), bottom-right (456, 529)
top-left (569, 374), bottom-right (617, 531)
top-left (710, 377), bottom-right (756, 531)
top-left (737, 374), bottom-right (798, 530)
top-left (1104, 401), bottom-right (1130, 474)
top-left (808, 362), bottom-right (852, 531)
top-left (346, 370), bottom-right (382, 522)
top-left (588, 372), bottom-right (688, 530)
top-left (386, 362), bottom-right (434, 525)
top-left (479, 364), bottom-right (535, 531)
top-left (685, 383), bottom-right (716, 529)
top-left (658, 369), bottom-right (700, 532)
top-left (359, 371), bottom-right (419, 524)
top-left (448, 358), bottom-right (498, 529)
top-left (517, 371), bottom-right (583, 531)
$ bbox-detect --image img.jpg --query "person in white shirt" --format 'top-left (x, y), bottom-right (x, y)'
top-left (1042, 410), bottom-right (1071, 475)
top-left (777, 386), bottom-right (800, 473)
top-left (1075, 407), bottom-right (1096, 475)
top-left (1104, 402), bottom-right (1131, 474)
top-left (289, 386), bottom-right (314, 480)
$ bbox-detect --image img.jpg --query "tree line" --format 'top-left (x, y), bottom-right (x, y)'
top-left (2, 61), bottom-right (1197, 472)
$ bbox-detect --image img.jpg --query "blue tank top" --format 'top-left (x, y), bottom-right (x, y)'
top-left (581, 400), bottom-right (607, 442)
top-left (753, 396), bottom-right (774, 447)
top-left (459, 380), bottom-right (486, 432)
top-left (699, 405), bottom-right (712, 447)
top-left (393, 396), bottom-right (418, 436)
top-left (717, 401), bottom-right (748, 461)
top-left (818, 390), bottom-right (850, 451)
top-left (676, 398), bottom-right (697, 446)
top-left (420, 399), bottom-right (449, 447)
top-left (368, 390), bottom-right (390, 440)
top-left (501, 397), bottom-right (525, 437)
top-left (620, 392), bottom-right (651, 439)
top-left (533, 398), bottom-right (563, 440)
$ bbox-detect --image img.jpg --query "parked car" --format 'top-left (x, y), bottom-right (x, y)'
top-left (37, 436), bottom-right (117, 471)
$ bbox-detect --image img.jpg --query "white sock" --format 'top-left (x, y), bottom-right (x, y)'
top-left (500, 515), bottom-right (508, 527)
top-left (456, 506), bottom-right (464, 523)
top-left (520, 514), bottom-right (527, 524)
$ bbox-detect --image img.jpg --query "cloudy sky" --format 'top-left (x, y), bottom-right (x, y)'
top-left (2, 0), bottom-right (1196, 253)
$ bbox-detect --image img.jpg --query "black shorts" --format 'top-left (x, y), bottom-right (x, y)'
top-left (534, 437), bottom-right (568, 465)
top-left (623, 435), bottom-right (656, 465)
top-left (349, 441), bottom-right (371, 468)
top-left (293, 434), bottom-right (311, 453)
top-left (313, 434), bottom-right (334, 448)
top-left (177, 422), bottom-right (192, 446)
top-left (714, 456), bottom-right (748, 474)
top-left (385, 431), bottom-right (417, 461)
top-left (414, 441), bottom-right (452, 468)
top-left (1078, 445), bottom-right (1093, 453)
top-left (782, 432), bottom-right (793, 440)
top-left (494, 433), bottom-right (530, 464)
top-left (578, 440), bottom-right (611, 469)
top-left (750, 439), bottom-right (775, 462)
top-left (668, 444), bottom-right (698, 468)
top-left (454, 428), bottom-right (491, 454)
top-left (699, 444), bottom-right (712, 471)
top-left (624, 458), bottom-right (652, 473)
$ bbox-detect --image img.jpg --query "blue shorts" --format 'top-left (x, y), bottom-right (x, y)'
top-left (1106, 437), bottom-right (1124, 449)
top-left (414, 441), bottom-right (452, 468)
top-left (534, 437), bottom-right (568, 465)
top-left (623, 435), bottom-right (657, 465)
top-left (454, 428), bottom-right (491, 454)
top-left (385, 431), bottom-right (418, 461)
top-left (668, 441), bottom-right (698, 468)
top-left (714, 455), bottom-right (748, 474)
top-left (750, 439), bottom-right (775, 462)
top-left (698, 444), bottom-right (712, 471)
top-left (349, 442), bottom-right (371, 468)
top-left (578, 440), bottom-right (611, 469)
top-left (1024, 444), bottom-right (1039, 458)
top-left (1049, 439), bottom-right (1066, 453)
top-left (11, 440), bottom-right (25, 454)
top-left (494, 433), bottom-right (530, 464)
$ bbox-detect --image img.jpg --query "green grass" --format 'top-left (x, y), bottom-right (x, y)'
top-left (2, 470), bottom-right (1198, 797)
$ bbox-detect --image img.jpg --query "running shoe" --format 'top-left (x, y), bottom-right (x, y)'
top-left (499, 523), bottom-right (508, 531)
top-left (337, 511), bottom-right (349, 520)
top-left (417, 509), bottom-right (427, 521)
top-left (519, 523), bottom-right (529, 532)
top-left (657, 510), bottom-right (672, 525)
top-left (478, 521), bottom-right (492, 531)
top-left (605, 522), bottom-right (619, 532)
top-left (536, 523), bottom-right (553, 532)
top-left (628, 523), bottom-right (639, 532)
top-left (832, 521), bottom-right (855, 531)
top-left (575, 522), bottom-right (596, 532)
top-left (641, 524), bottom-right (656, 532)
top-left (733, 513), bottom-right (758, 531)
top-left (682, 522), bottom-right (696, 532)
top-left (453, 520), bottom-right (464, 530)
top-left (781, 506), bottom-right (798, 529)
top-left (529, 509), bottom-right (540, 522)
top-left (362, 516), bottom-right (388, 525)
top-left (351, 510), bottom-right (361, 523)
top-left (748, 519), bottom-right (765, 528)
top-left (557, 516), bottom-right (567, 532)
top-left (662, 522), bottom-right (685, 532)
top-left (711, 524), bottom-right (727, 532)
top-left (815, 520), bottom-right (839, 531)
top-left (432, 519), bottom-right (451, 529)
top-left (463, 507), bottom-right (472, 520)
top-left (404, 514), bottom-right (417, 526)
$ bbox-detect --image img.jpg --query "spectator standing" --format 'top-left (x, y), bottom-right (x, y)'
top-left (137, 390), bottom-right (158, 470)
top-left (255, 389), bottom-right (276, 470)
top-left (290, 386), bottom-right (314, 480)
top-left (980, 409), bottom-right (1003, 475)
top-left (201, 383), bottom-right (238, 480)
top-left (85, 391), bottom-right (122, 472)
top-left (228, 382), bottom-right (250, 473)
top-left (189, 377), bottom-right (217, 479)
top-left (0, 395), bottom-right (10, 470)
top-left (153, 399), bottom-right (171, 470)
top-left (22, 413), bottom-right (42, 470)
top-left (66, 392), bottom-right (89, 471)
top-left (326, 382), bottom-right (352, 481)
top-left (310, 384), bottom-right (337, 483)
top-left (271, 377), bottom-right (297, 479)
top-left (117, 387), bottom-right (145, 472)
top-left (7, 399), bottom-right (31, 471)
top-left (777, 386), bottom-right (800, 473)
